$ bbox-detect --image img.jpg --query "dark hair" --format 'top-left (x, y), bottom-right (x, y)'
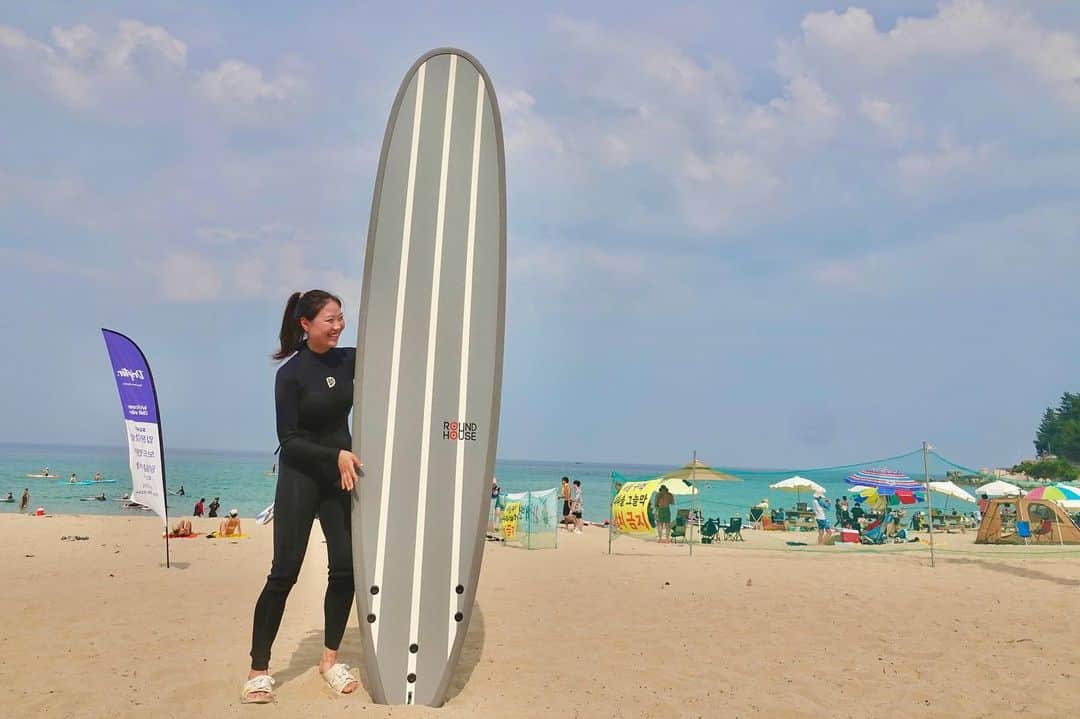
top-left (561, 476), bottom-right (569, 482)
top-left (573, 480), bottom-right (580, 486)
top-left (273, 289), bottom-right (343, 360)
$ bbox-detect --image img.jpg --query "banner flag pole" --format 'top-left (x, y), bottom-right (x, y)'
top-left (102, 329), bottom-right (171, 568)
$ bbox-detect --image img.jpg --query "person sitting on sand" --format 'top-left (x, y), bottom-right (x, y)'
top-left (171, 519), bottom-right (194, 537)
top-left (219, 509), bottom-right (242, 537)
top-left (654, 485), bottom-right (675, 543)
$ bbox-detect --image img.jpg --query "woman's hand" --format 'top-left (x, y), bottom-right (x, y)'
top-left (338, 450), bottom-right (363, 492)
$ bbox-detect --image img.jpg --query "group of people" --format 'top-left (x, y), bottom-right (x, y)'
top-left (559, 476), bottom-right (584, 533)
top-left (170, 510), bottom-right (242, 538)
top-left (193, 496), bottom-right (223, 518)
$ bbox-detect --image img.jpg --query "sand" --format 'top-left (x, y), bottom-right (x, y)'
top-left (0, 513), bottom-right (1077, 718)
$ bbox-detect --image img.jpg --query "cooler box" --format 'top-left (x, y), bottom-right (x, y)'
top-left (841, 528), bottom-right (859, 544)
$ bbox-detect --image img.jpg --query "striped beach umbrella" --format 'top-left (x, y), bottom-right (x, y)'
top-left (1025, 484), bottom-right (1080, 502)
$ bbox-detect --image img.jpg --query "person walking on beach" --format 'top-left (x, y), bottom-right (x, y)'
top-left (208, 497), bottom-right (221, 518)
top-left (812, 492), bottom-right (831, 544)
top-left (194, 497), bottom-right (205, 517)
top-left (571, 479), bottom-right (584, 534)
top-left (490, 478), bottom-right (502, 527)
top-left (654, 485), bottom-right (675, 542)
top-left (560, 476), bottom-right (572, 530)
top-left (19, 488), bottom-right (30, 512)
top-left (242, 290), bottom-right (363, 704)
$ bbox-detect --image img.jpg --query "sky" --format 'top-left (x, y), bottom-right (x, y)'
top-left (1, 1), bottom-right (1078, 469)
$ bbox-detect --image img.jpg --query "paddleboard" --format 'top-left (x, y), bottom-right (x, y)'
top-left (352, 48), bottom-right (506, 707)
top-left (26, 474), bottom-right (59, 479)
top-left (70, 479), bottom-right (118, 485)
top-left (255, 503), bottom-right (274, 525)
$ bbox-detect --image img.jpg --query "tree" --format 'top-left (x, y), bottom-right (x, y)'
top-left (1032, 392), bottom-right (1080, 464)
top-left (1012, 458), bottom-right (1079, 482)
top-left (1035, 407), bottom-right (1058, 456)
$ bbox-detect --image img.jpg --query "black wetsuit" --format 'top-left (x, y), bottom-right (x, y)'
top-left (250, 344), bottom-right (356, 671)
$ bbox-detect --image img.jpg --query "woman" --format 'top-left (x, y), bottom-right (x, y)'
top-left (242, 290), bottom-right (364, 704)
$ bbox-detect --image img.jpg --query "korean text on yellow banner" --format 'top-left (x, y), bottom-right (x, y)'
top-left (501, 501), bottom-right (522, 541)
top-left (611, 480), bottom-right (660, 534)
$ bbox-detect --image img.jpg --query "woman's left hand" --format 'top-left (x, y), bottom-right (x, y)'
top-left (338, 450), bottom-right (363, 492)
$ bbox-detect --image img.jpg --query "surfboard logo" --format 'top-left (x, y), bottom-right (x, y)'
top-left (442, 420), bottom-right (478, 441)
top-left (326, 377), bottom-right (336, 389)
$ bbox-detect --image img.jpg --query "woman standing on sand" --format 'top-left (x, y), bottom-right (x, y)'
top-left (241, 290), bottom-right (364, 704)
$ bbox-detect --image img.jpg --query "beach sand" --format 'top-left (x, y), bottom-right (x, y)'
top-left (1, 514), bottom-right (1076, 718)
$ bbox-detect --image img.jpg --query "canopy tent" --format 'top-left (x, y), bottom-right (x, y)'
top-left (975, 480), bottom-right (1023, 498)
top-left (976, 497), bottom-right (1080, 545)
top-left (927, 481), bottom-right (976, 504)
top-left (661, 459), bottom-right (738, 482)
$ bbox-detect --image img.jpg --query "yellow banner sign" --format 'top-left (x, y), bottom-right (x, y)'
top-left (501, 501), bottom-right (522, 541)
top-left (611, 480), bottom-right (662, 534)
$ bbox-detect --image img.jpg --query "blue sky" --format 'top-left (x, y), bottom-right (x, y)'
top-left (1, 1), bottom-right (1077, 468)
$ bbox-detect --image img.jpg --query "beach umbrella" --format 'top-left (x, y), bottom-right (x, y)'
top-left (769, 475), bottom-right (825, 502)
top-left (1025, 484), bottom-right (1080, 502)
top-left (927, 481), bottom-right (976, 504)
top-left (652, 477), bottom-right (698, 496)
top-left (663, 459), bottom-right (738, 482)
top-left (975, 480), bottom-right (1023, 498)
top-left (848, 485), bottom-right (887, 512)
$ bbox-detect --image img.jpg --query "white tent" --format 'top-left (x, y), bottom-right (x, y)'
top-left (975, 480), bottom-right (1023, 498)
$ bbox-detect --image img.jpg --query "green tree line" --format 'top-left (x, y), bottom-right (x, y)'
top-left (1033, 392), bottom-right (1080, 464)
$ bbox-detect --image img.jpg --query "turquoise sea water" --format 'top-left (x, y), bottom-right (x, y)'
top-left (0, 443), bottom-right (978, 523)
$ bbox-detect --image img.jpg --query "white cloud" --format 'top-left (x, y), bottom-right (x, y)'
top-left (858, 98), bottom-right (909, 140)
top-left (159, 252), bottom-right (223, 303)
top-left (0, 20), bottom-right (186, 109)
top-left (788, 0), bottom-right (1080, 108)
top-left (896, 137), bottom-right (994, 189)
top-left (195, 59), bottom-right (304, 112)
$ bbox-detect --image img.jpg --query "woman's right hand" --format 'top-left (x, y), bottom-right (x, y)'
top-left (338, 450), bottom-right (363, 492)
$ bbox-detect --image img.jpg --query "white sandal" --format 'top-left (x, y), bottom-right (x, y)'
top-left (241, 674), bottom-right (275, 704)
top-left (321, 663), bottom-right (358, 695)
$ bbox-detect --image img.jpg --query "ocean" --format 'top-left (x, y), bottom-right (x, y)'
top-left (0, 443), bottom-right (973, 523)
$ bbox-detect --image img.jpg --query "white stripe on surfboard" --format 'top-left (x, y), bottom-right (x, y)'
top-left (371, 61), bottom-right (425, 649)
top-left (448, 72), bottom-right (486, 657)
top-left (404, 54), bottom-right (457, 703)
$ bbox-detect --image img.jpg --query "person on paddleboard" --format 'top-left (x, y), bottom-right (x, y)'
top-left (242, 289), bottom-right (363, 704)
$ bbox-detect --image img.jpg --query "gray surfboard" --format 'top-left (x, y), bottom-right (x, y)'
top-left (351, 48), bottom-right (506, 707)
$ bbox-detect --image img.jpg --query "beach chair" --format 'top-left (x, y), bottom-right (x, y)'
top-left (1032, 519), bottom-right (1054, 543)
top-left (859, 519), bottom-right (886, 545)
top-left (723, 516), bottom-right (744, 542)
top-left (748, 506), bottom-right (765, 529)
top-left (701, 518), bottom-right (720, 544)
top-left (671, 509), bottom-right (690, 544)
top-left (1016, 520), bottom-right (1031, 545)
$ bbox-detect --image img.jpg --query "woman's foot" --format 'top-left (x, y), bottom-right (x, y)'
top-left (319, 648), bottom-right (358, 695)
top-left (241, 671), bottom-right (275, 704)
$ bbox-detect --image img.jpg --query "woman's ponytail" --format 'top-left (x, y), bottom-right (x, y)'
top-left (273, 291), bottom-right (305, 360)
top-left (272, 289), bottom-right (343, 361)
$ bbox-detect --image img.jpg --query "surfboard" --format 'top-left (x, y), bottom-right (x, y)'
top-left (255, 503), bottom-right (274, 525)
top-left (26, 474), bottom-right (59, 479)
top-left (351, 48), bottom-right (506, 707)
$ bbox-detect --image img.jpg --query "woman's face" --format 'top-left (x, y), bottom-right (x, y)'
top-left (301, 300), bottom-right (344, 351)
